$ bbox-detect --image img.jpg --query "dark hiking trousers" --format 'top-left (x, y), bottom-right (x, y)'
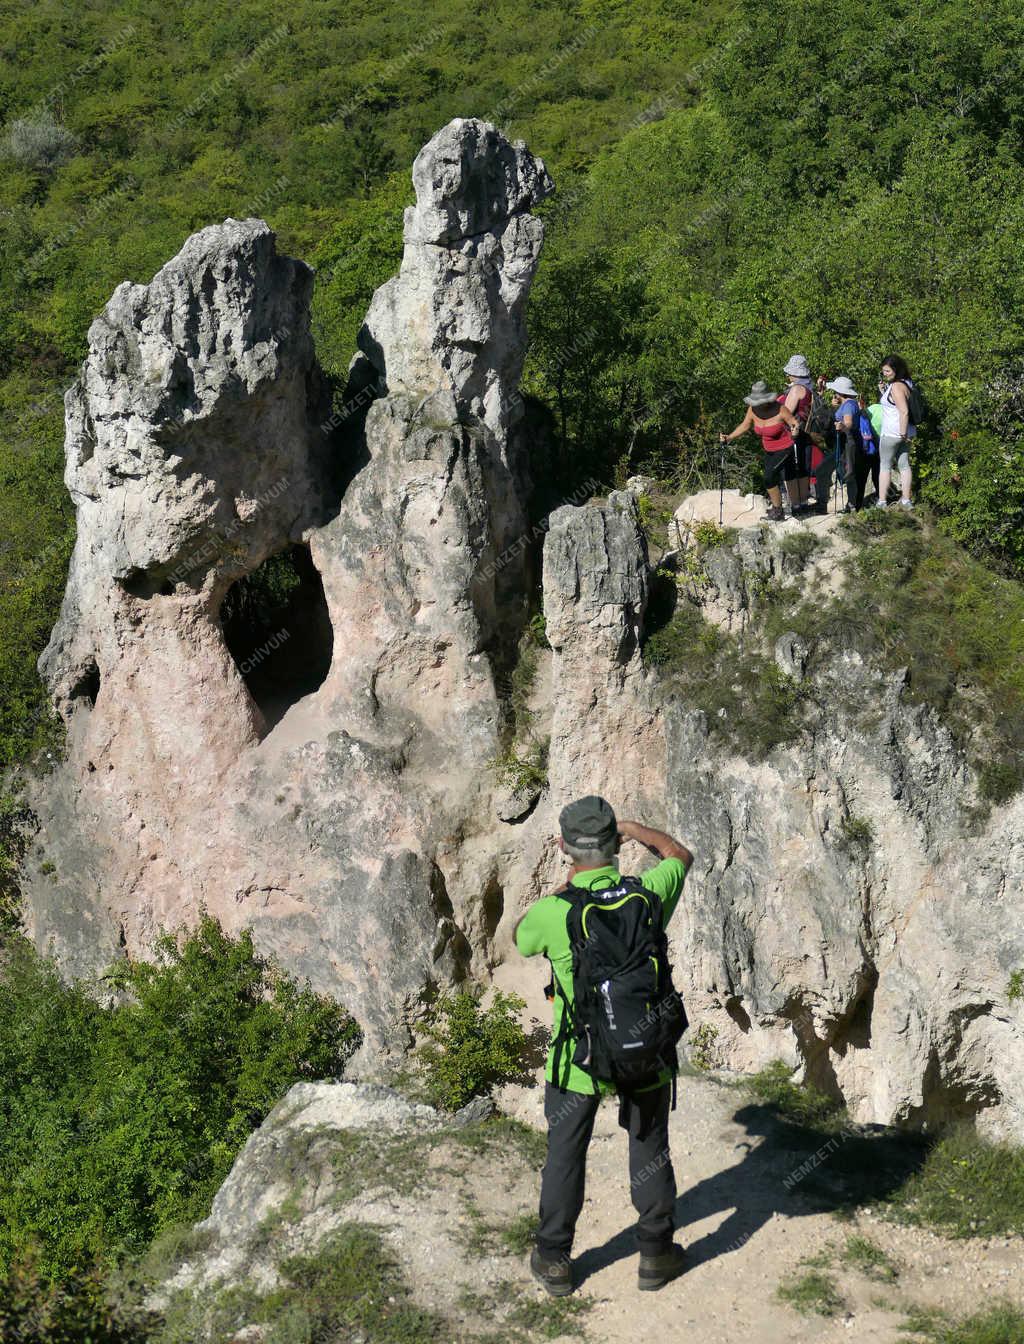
top-left (536, 1081), bottom-right (676, 1259)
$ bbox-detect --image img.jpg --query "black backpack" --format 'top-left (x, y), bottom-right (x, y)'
top-left (905, 380), bottom-right (926, 426)
top-left (805, 386), bottom-right (833, 438)
top-left (550, 876), bottom-right (688, 1092)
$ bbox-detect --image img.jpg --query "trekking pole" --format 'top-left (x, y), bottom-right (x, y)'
top-left (718, 432), bottom-right (725, 525)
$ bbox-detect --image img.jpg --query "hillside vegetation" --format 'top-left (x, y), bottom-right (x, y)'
top-left (2, 0), bottom-right (1024, 777)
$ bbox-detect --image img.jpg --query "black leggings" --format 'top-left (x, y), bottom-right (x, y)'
top-left (764, 448), bottom-right (795, 491)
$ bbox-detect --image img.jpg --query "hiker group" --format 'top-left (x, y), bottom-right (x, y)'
top-left (720, 354), bottom-right (923, 522)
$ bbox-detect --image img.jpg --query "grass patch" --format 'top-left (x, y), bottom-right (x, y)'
top-left (889, 1124), bottom-right (1024, 1238)
top-left (156, 1223), bottom-right (446, 1344)
top-left (901, 1302), bottom-right (1024, 1343)
top-left (448, 1117), bottom-right (548, 1170)
top-left (776, 1269), bottom-right (846, 1317)
top-left (137, 1223), bottom-right (215, 1284)
top-left (841, 1234), bottom-right (898, 1282)
top-left (459, 1285), bottom-right (590, 1342)
top-left (643, 604), bottom-right (806, 759)
top-left (457, 1206), bottom-right (539, 1260)
top-left (743, 1061), bottom-right (845, 1129)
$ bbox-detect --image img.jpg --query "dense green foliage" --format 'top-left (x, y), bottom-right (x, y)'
top-left (415, 987), bottom-right (530, 1110)
top-left (2, 0), bottom-right (1023, 773)
top-left (0, 918), bottom-right (360, 1283)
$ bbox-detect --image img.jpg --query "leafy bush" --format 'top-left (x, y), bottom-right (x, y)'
top-left (0, 790), bottom-right (38, 931)
top-left (0, 1251), bottom-right (152, 1344)
top-left (2, 112), bottom-right (77, 169)
top-left (415, 987), bottom-right (529, 1111)
top-left (0, 917), bottom-right (360, 1282)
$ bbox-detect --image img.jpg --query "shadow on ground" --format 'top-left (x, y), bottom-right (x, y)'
top-left (574, 1102), bottom-right (930, 1284)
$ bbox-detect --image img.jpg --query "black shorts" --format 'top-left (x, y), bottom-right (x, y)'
top-left (764, 448), bottom-right (795, 490)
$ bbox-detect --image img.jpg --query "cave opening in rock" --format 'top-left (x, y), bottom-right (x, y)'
top-left (70, 658), bottom-right (101, 709)
top-left (220, 543), bottom-right (332, 732)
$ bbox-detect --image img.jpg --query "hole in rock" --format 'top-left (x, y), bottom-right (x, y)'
top-left (220, 543), bottom-right (333, 733)
top-left (70, 659), bottom-right (101, 708)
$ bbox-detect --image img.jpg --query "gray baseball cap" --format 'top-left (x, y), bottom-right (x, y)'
top-left (559, 795), bottom-right (618, 849)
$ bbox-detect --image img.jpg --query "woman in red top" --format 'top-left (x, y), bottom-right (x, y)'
top-left (719, 380), bottom-right (801, 522)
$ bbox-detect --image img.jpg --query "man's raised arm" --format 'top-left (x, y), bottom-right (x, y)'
top-left (617, 819), bottom-right (693, 869)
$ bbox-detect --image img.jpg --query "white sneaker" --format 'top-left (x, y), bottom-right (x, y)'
top-left (900, 499), bottom-right (914, 510)
top-left (875, 500), bottom-right (888, 509)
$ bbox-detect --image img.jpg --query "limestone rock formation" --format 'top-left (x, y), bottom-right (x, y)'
top-left (18, 110), bottom-right (1024, 1142)
top-left (357, 117), bottom-right (553, 436)
top-left (22, 119), bottom-right (553, 1047)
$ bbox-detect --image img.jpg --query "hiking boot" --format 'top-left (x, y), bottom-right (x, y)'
top-left (763, 506), bottom-right (785, 522)
top-left (530, 1247), bottom-right (574, 1297)
top-left (638, 1243), bottom-right (688, 1291)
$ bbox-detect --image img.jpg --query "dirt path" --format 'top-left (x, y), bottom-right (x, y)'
top-left (481, 1070), bottom-right (1023, 1343)
top-left (464, 962), bottom-right (1024, 1342)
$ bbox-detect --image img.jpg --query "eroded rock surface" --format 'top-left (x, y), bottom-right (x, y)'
top-left (22, 119), bottom-right (553, 1048)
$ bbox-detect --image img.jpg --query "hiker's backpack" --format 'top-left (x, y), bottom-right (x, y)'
top-left (858, 410), bottom-right (877, 454)
top-left (552, 876), bottom-right (688, 1090)
top-left (805, 386), bottom-right (833, 438)
top-left (905, 380), bottom-right (926, 426)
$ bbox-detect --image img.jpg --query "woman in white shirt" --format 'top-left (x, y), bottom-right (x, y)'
top-left (877, 354), bottom-right (915, 510)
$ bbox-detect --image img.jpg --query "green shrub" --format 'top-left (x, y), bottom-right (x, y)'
top-left (1008, 970), bottom-right (1024, 1004)
top-left (689, 1021), bottom-right (719, 1071)
top-left (0, 790), bottom-right (37, 931)
top-left (414, 987), bottom-right (530, 1111)
top-left (0, 1251), bottom-right (152, 1344)
top-left (0, 918), bottom-right (360, 1282)
top-left (2, 112), bottom-right (77, 169)
top-left (839, 815), bottom-right (875, 850)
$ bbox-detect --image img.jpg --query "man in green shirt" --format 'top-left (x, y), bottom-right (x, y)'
top-left (515, 795), bottom-right (693, 1296)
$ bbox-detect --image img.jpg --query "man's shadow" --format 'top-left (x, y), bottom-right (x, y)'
top-left (574, 1102), bottom-right (929, 1283)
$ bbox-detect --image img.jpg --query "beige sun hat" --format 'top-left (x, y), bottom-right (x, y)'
top-left (825, 376), bottom-right (858, 399)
